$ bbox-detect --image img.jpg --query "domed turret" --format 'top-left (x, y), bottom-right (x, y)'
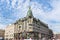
top-left (26, 6), bottom-right (33, 18)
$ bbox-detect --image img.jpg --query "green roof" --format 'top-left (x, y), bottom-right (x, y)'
top-left (26, 7), bottom-right (33, 18)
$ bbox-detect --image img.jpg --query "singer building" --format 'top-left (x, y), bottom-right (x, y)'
top-left (5, 7), bottom-right (53, 40)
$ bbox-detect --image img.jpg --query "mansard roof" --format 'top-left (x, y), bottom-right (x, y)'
top-left (33, 17), bottom-right (48, 28)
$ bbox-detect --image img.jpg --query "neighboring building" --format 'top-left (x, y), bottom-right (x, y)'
top-left (5, 24), bottom-right (15, 40)
top-left (53, 34), bottom-right (60, 40)
top-left (0, 29), bottom-right (5, 40)
top-left (5, 7), bottom-right (53, 40)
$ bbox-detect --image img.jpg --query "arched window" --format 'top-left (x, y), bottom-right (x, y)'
top-left (19, 26), bottom-right (21, 28)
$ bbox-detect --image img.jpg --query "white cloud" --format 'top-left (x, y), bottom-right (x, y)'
top-left (0, 23), bottom-right (6, 29)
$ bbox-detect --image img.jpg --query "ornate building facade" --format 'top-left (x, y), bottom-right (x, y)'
top-left (5, 7), bottom-right (53, 40)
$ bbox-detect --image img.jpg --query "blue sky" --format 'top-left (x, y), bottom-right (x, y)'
top-left (0, 0), bottom-right (60, 34)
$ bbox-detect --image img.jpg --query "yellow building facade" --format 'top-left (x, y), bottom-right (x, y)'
top-left (5, 7), bottom-right (53, 40)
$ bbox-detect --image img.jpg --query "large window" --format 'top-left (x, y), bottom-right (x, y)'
top-left (6, 35), bottom-right (8, 37)
top-left (18, 25), bottom-right (21, 31)
top-left (19, 26), bottom-right (21, 28)
top-left (29, 24), bottom-right (33, 26)
top-left (29, 27), bottom-right (32, 29)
